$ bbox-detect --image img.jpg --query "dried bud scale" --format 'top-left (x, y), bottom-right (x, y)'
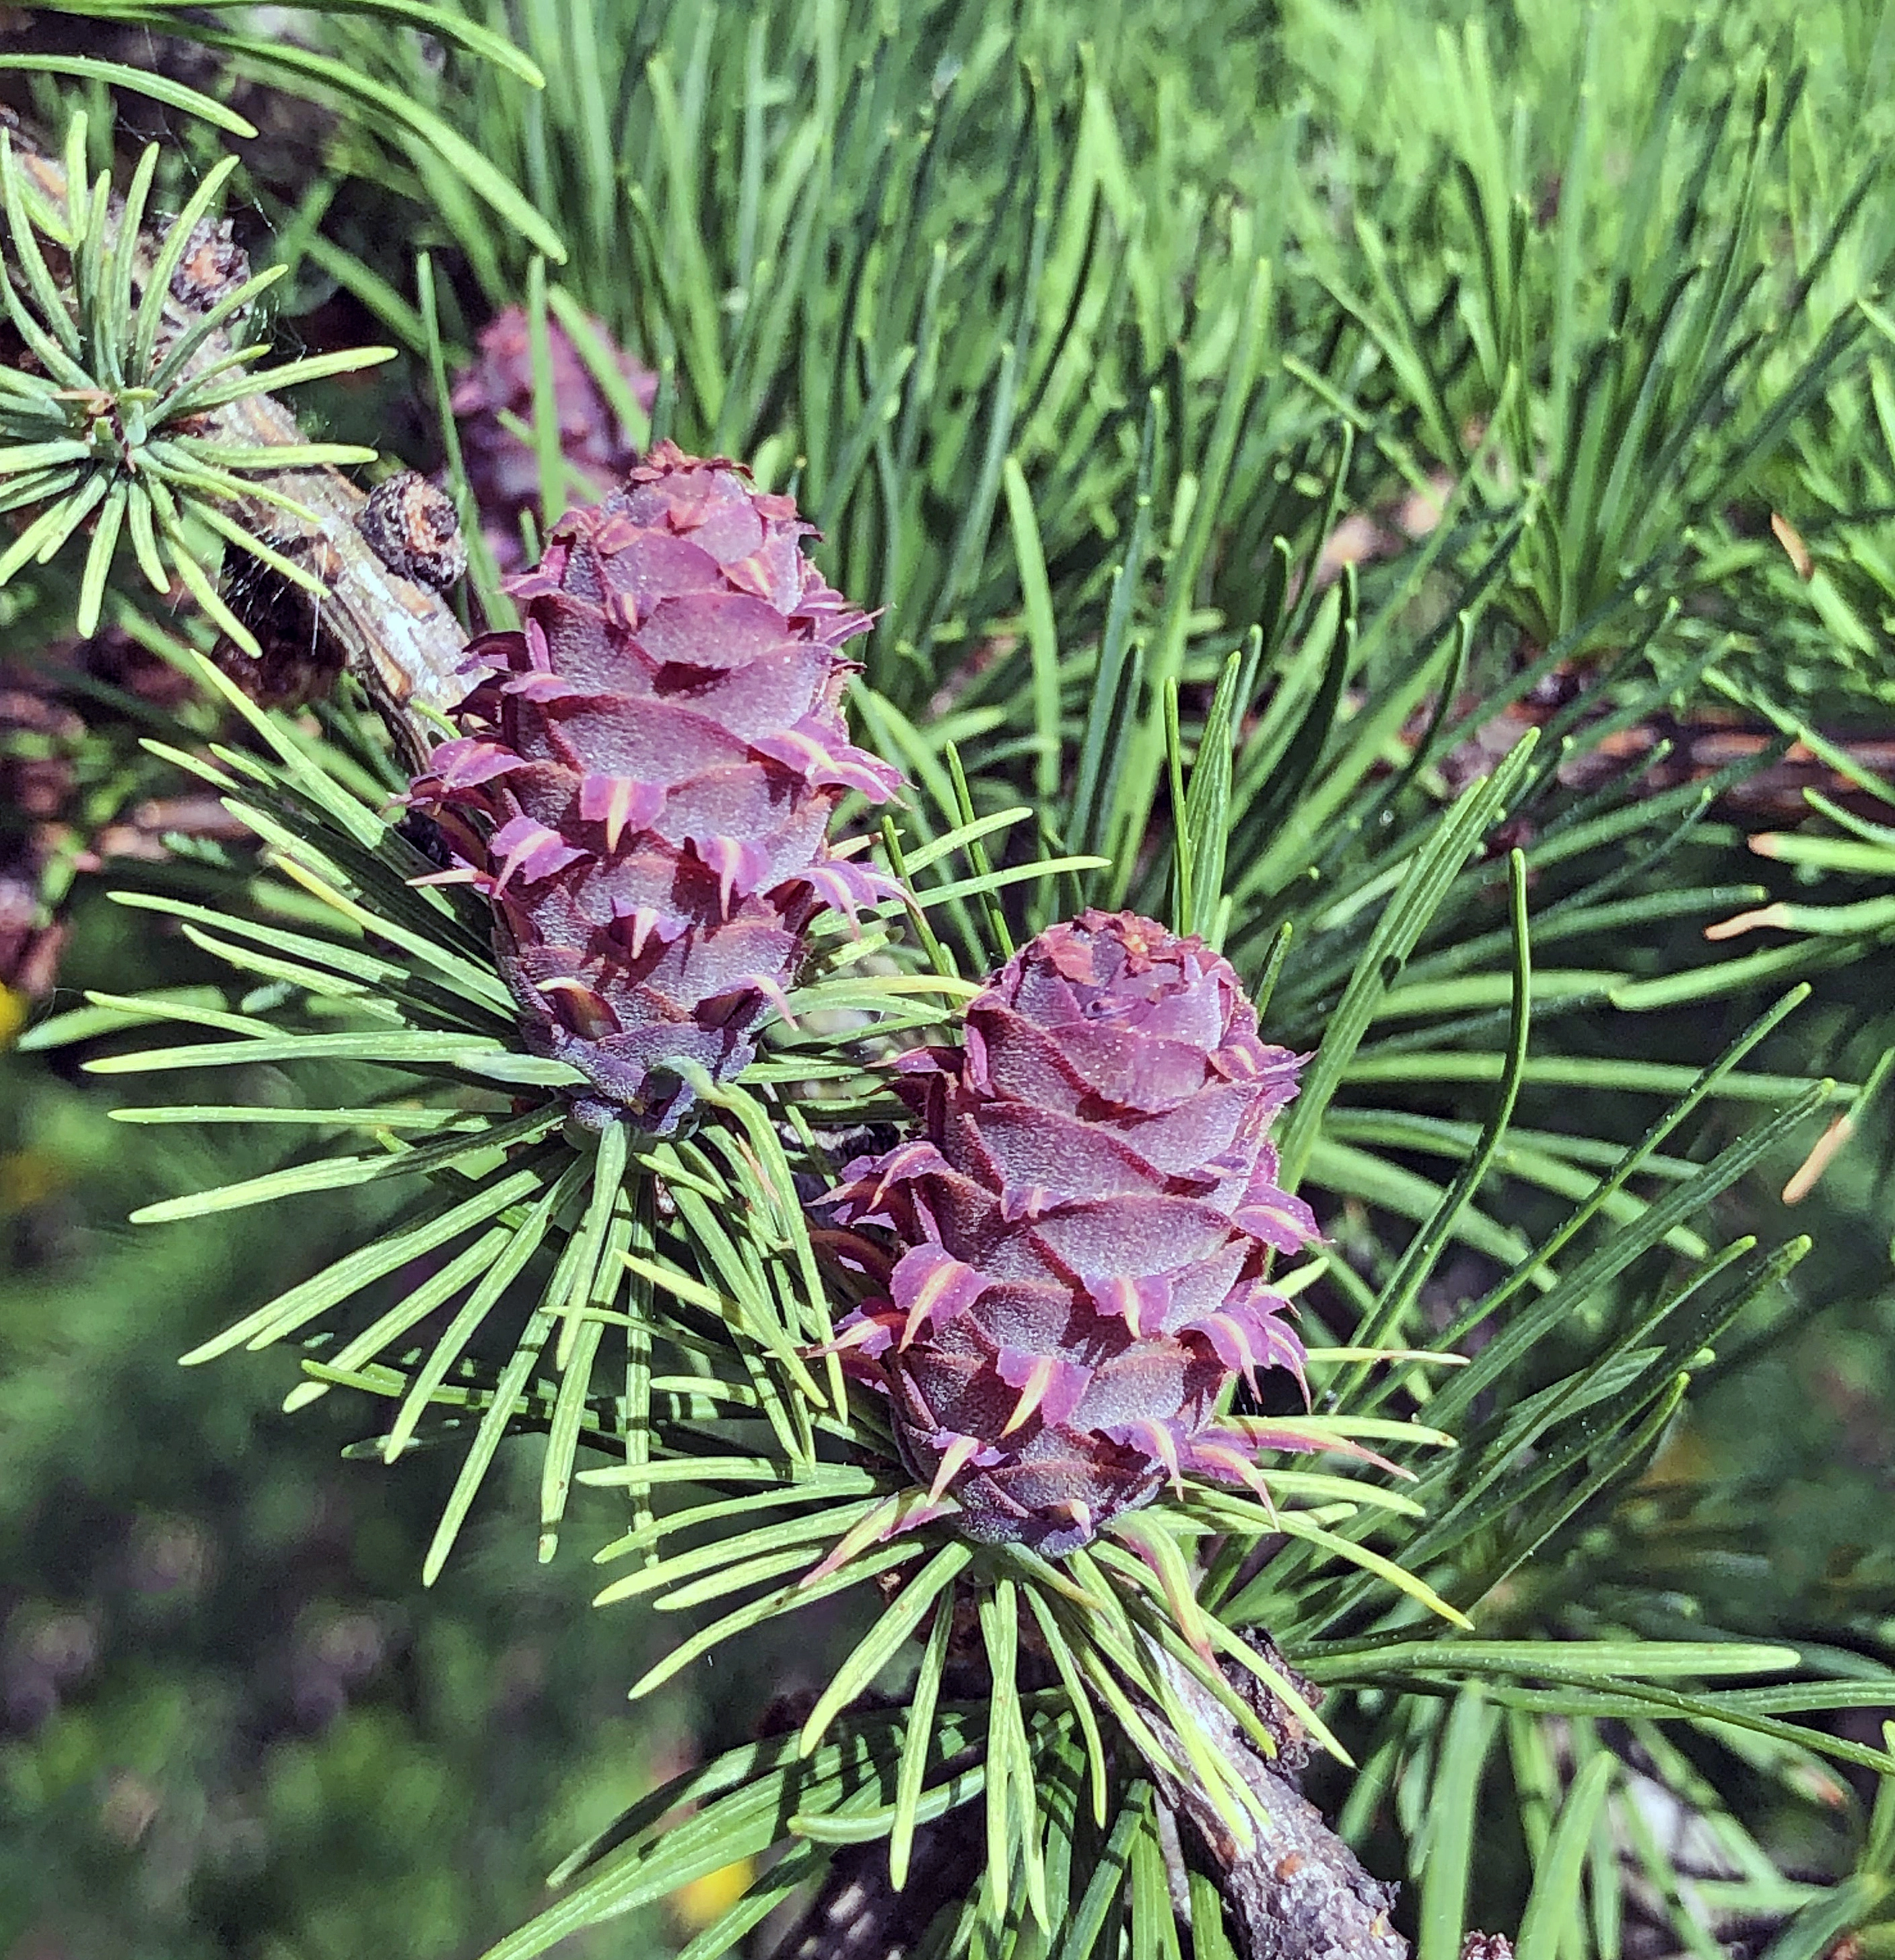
top-left (407, 442), bottom-right (901, 1131)
top-left (822, 910), bottom-right (1319, 1554)
top-left (358, 471), bottom-right (467, 591)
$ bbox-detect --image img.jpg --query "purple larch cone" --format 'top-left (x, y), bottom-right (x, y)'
top-left (407, 442), bottom-right (901, 1131)
top-left (821, 911), bottom-right (1319, 1555)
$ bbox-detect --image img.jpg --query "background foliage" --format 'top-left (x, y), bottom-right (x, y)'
top-left (6, 1), bottom-right (1895, 1956)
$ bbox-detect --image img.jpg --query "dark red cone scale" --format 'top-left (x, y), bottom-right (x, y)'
top-left (822, 911), bottom-right (1319, 1555)
top-left (408, 443), bottom-right (901, 1131)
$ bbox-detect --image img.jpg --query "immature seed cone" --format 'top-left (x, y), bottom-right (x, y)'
top-left (407, 443), bottom-right (901, 1131)
top-left (450, 306), bottom-right (657, 571)
top-left (821, 911), bottom-right (1319, 1554)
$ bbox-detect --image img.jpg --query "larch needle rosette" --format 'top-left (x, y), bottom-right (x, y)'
top-left (405, 442), bottom-right (903, 1132)
top-left (819, 909), bottom-right (1321, 1554)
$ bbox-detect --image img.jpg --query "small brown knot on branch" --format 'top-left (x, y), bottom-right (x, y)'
top-left (358, 471), bottom-right (467, 591)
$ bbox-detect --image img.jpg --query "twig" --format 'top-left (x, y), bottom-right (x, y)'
top-left (11, 133), bottom-right (471, 757)
top-left (1141, 1637), bottom-right (1409, 1960)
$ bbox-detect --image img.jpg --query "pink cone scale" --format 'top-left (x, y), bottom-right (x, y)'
top-left (820, 911), bottom-right (1320, 1555)
top-left (407, 442), bottom-right (902, 1131)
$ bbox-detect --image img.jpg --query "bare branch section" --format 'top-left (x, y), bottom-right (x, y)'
top-left (1142, 1640), bottom-right (1409, 1960)
top-left (11, 134), bottom-right (470, 749)
top-left (769, 1632), bottom-right (1461, 1960)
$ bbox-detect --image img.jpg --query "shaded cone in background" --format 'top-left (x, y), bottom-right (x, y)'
top-left (450, 306), bottom-right (658, 572)
top-left (407, 442), bottom-right (901, 1132)
top-left (0, 632), bottom-right (231, 1004)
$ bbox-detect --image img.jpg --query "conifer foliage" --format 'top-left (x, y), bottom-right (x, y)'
top-left (5, 6), bottom-right (1895, 1960)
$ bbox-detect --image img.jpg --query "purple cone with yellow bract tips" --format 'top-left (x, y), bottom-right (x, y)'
top-left (407, 442), bottom-right (901, 1131)
top-left (821, 909), bottom-right (1319, 1554)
